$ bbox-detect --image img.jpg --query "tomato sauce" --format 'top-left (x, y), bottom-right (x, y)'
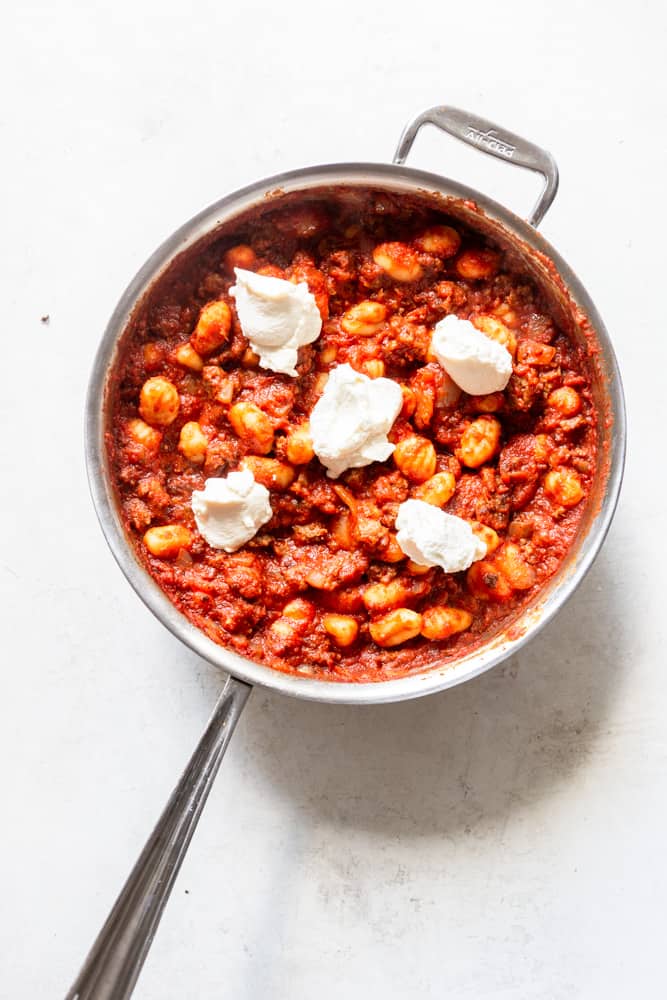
top-left (107, 187), bottom-right (597, 681)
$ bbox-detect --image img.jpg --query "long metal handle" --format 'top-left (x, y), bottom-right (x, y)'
top-left (394, 105), bottom-right (559, 227)
top-left (65, 674), bottom-right (252, 1000)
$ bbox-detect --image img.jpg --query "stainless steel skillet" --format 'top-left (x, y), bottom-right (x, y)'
top-left (67, 105), bottom-right (626, 999)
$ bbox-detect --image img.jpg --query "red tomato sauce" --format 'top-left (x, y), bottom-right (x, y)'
top-left (107, 187), bottom-right (597, 681)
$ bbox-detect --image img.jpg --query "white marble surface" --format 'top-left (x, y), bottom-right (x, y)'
top-left (2, 2), bottom-right (665, 997)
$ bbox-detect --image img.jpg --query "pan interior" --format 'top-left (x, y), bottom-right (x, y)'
top-left (89, 166), bottom-right (625, 704)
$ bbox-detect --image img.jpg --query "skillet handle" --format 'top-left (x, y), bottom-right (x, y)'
top-left (393, 105), bottom-right (559, 227)
top-left (64, 674), bottom-right (252, 1000)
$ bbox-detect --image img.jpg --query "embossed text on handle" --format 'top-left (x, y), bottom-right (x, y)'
top-left (463, 125), bottom-right (516, 159)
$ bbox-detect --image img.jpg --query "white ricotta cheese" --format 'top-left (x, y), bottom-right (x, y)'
top-left (395, 499), bottom-right (487, 572)
top-left (310, 363), bottom-right (403, 479)
top-left (430, 314), bottom-right (512, 395)
top-left (229, 268), bottom-right (322, 376)
top-left (191, 469), bottom-right (272, 552)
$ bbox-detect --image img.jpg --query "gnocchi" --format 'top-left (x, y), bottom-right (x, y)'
top-left (393, 435), bottom-right (437, 482)
top-left (126, 418), bottom-right (162, 454)
top-left (543, 468), bottom-right (585, 507)
top-left (341, 300), bottom-right (388, 336)
top-left (228, 401), bottom-right (274, 455)
top-left (455, 248), bottom-right (500, 280)
top-left (178, 421), bottom-right (208, 464)
top-left (241, 456), bottom-right (295, 491)
top-left (139, 377), bottom-right (180, 426)
top-left (323, 614), bottom-right (359, 648)
top-left (420, 607), bottom-right (473, 641)
top-left (414, 225), bottom-right (461, 257)
top-left (373, 242), bottom-right (423, 282)
top-left (369, 608), bottom-right (423, 647)
top-left (457, 416), bottom-right (502, 468)
top-left (414, 471), bottom-right (456, 508)
top-left (143, 525), bottom-right (192, 558)
top-left (190, 300), bottom-right (232, 355)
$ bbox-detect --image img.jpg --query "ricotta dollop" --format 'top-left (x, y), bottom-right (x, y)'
top-left (430, 314), bottom-right (512, 395)
top-left (310, 363), bottom-right (403, 479)
top-left (229, 268), bottom-right (321, 376)
top-left (191, 469), bottom-right (272, 552)
top-left (395, 499), bottom-right (487, 572)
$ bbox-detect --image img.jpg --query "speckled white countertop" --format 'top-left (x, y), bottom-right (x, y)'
top-left (2, 2), bottom-right (665, 997)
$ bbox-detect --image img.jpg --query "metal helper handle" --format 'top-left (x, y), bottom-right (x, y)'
top-left (394, 106), bottom-right (559, 227)
top-left (65, 675), bottom-right (252, 1000)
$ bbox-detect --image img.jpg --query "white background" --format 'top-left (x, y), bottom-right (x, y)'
top-left (1, 2), bottom-right (665, 997)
